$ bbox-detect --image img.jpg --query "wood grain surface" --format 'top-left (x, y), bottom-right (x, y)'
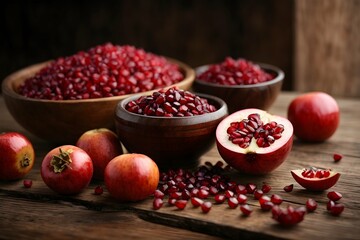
top-left (0, 92), bottom-right (359, 239)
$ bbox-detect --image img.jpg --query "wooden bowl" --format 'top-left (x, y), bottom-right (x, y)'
top-left (2, 59), bottom-right (195, 143)
top-left (114, 93), bottom-right (228, 169)
top-left (193, 63), bottom-right (284, 113)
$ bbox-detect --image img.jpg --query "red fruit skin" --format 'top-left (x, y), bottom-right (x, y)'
top-left (216, 136), bottom-right (293, 175)
top-left (104, 153), bottom-right (159, 202)
top-left (41, 145), bottom-right (93, 195)
top-left (76, 128), bottom-right (123, 180)
top-left (291, 169), bottom-right (340, 191)
top-left (0, 132), bottom-right (35, 180)
top-left (287, 92), bottom-right (339, 142)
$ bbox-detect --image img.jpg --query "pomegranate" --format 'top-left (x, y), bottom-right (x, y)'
top-left (287, 92), bottom-right (339, 142)
top-left (216, 108), bottom-right (293, 174)
top-left (291, 167), bottom-right (340, 191)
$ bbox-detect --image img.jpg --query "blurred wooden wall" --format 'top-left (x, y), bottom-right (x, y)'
top-left (1, 0), bottom-right (359, 97)
top-left (295, 0), bottom-right (360, 98)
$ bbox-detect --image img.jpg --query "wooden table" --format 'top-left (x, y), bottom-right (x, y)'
top-left (1, 92), bottom-right (359, 239)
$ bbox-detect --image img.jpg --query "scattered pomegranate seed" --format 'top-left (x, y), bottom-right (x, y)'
top-left (214, 194), bottom-right (226, 204)
top-left (94, 185), bottom-right (103, 195)
top-left (261, 201), bottom-right (274, 211)
top-left (240, 204), bottom-right (253, 216)
top-left (333, 153), bottom-right (343, 162)
top-left (197, 57), bottom-right (274, 85)
top-left (237, 194), bottom-right (247, 204)
top-left (154, 189), bottom-right (165, 199)
top-left (259, 195), bottom-right (271, 206)
top-left (168, 198), bottom-right (177, 206)
top-left (328, 203), bottom-right (345, 216)
top-left (201, 201), bottom-right (212, 213)
top-left (225, 190), bottom-right (234, 198)
top-left (270, 194), bottom-right (283, 205)
top-left (327, 200), bottom-right (335, 211)
top-left (283, 184), bottom-right (294, 192)
top-left (198, 189), bottom-right (210, 199)
top-left (175, 200), bottom-right (188, 210)
top-left (227, 197), bottom-right (239, 209)
top-left (235, 184), bottom-right (247, 194)
top-left (253, 189), bottom-right (264, 200)
top-left (190, 197), bottom-right (204, 207)
top-left (18, 43), bottom-right (184, 100)
top-left (261, 183), bottom-right (272, 193)
top-left (272, 205), bottom-right (306, 226)
top-left (306, 198), bottom-right (317, 212)
top-left (23, 179), bottom-right (32, 188)
top-left (327, 191), bottom-right (342, 201)
top-left (246, 183), bottom-right (257, 194)
top-left (153, 198), bottom-right (164, 210)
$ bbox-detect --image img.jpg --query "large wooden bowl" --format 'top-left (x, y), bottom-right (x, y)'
top-left (114, 93), bottom-right (228, 169)
top-left (2, 58), bottom-right (195, 143)
top-left (193, 63), bottom-right (284, 114)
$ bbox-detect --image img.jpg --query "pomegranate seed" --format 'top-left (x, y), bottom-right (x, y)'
top-left (175, 200), bottom-right (188, 210)
top-left (154, 189), bottom-right (165, 199)
top-left (333, 153), bottom-right (343, 162)
top-left (329, 203), bottom-right (345, 216)
top-left (306, 199), bottom-right (317, 212)
top-left (227, 197), bottom-right (239, 209)
top-left (225, 190), bottom-right (234, 198)
top-left (260, 201), bottom-right (274, 211)
top-left (259, 195), bottom-right (271, 206)
top-left (23, 179), bottom-right (32, 188)
top-left (235, 184), bottom-right (247, 194)
top-left (191, 197), bottom-right (204, 207)
top-left (198, 189), bottom-right (209, 199)
top-left (240, 204), bottom-right (253, 216)
top-left (261, 183), bottom-right (272, 193)
top-left (253, 189), bottom-right (263, 200)
top-left (237, 194), bottom-right (247, 204)
top-left (270, 194), bottom-right (283, 205)
top-left (214, 194), bottom-right (226, 204)
top-left (170, 191), bottom-right (182, 200)
top-left (94, 185), bottom-right (103, 195)
top-left (272, 205), bottom-right (306, 226)
top-left (327, 191), bottom-right (342, 201)
top-left (197, 57), bottom-right (273, 86)
top-left (201, 201), bottom-right (212, 213)
top-left (283, 184), bottom-right (294, 192)
top-left (168, 198), bottom-right (177, 206)
top-left (153, 198), bottom-right (163, 210)
top-left (327, 200), bottom-right (335, 211)
top-left (246, 183), bottom-right (257, 194)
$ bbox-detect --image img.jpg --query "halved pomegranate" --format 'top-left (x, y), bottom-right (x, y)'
top-left (291, 167), bottom-right (340, 191)
top-left (216, 108), bottom-right (293, 174)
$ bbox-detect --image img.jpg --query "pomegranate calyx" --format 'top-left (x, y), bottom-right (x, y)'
top-left (21, 154), bottom-right (31, 168)
top-left (50, 148), bottom-right (73, 173)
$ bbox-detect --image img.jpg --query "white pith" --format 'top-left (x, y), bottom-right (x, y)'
top-left (216, 108), bottom-right (293, 154)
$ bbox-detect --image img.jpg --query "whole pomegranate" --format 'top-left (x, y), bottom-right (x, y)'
top-left (287, 92), bottom-right (339, 142)
top-left (216, 108), bottom-right (293, 175)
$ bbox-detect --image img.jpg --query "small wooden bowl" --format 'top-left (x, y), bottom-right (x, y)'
top-left (2, 58), bottom-right (195, 143)
top-left (114, 93), bottom-right (228, 169)
top-left (193, 63), bottom-right (284, 113)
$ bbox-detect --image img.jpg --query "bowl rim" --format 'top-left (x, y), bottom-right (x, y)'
top-left (194, 62), bottom-right (284, 89)
top-left (1, 57), bottom-right (195, 104)
top-left (115, 91), bottom-right (228, 124)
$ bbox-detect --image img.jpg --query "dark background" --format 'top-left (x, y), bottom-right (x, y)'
top-left (1, 0), bottom-right (294, 91)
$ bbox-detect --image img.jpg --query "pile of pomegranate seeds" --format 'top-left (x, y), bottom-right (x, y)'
top-left (197, 57), bottom-right (274, 85)
top-left (272, 205), bottom-right (307, 226)
top-left (227, 113), bottom-right (284, 148)
top-left (125, 87), bottom-right (217, 117)
top-left (18, 43), bottom-right (184, 100)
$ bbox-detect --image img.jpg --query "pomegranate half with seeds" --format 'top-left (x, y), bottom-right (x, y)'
top-left (216, 108), bottom-right (293, 174)
top-left (291, 167), bottom-right (340, 191)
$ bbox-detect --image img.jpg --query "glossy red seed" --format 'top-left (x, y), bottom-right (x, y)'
top-left (333, 153), bottom-right (343, 162)
top-left (306, 198), bottom-right (317, 212)
top-left (214, 194), bottom-right (226, 204)
top-left (227, 197), bottom-right (239, 209)
top-left (225, 190), bottom-right (234, 198)
top-left (246, 183), bottom-right (257, 194)
top-left (240, 204), bottom-right (253, 216)
top-left (259, 195), bottom-right (271, 206)
top-left (175, 200), bottom-right (188, 210)
top-left (201, 201), bottom-right (212, 213)
top-left (253, 189), bottom-right (263, 200)
top-left (235, 184), bottom-right (247, 194)
top-left (283, 184), bottom-right (294, 192)
top-left (153, 198), bottom-right (164, 210)
top-left (198, 189), bottom-right (209, 199)
top-left (94, 185), bottom-right (103, 195)
top-left (329, 203), bottom-right (345, 216)
top-left (327, 191), bottom-right (342, 201)
top-left (237, 194), bottom-right (247, 204)
top-left (191, 197), bottom-right (204, 207)
top-left (23, 179), bottom-right (32, 188)
top-left (260, 201), bottom-right (274, 211)
top-left (327, 200), bottom-right (335, 211)
top-left (154, 189), bottom-right (165, 199)
top-left (261, 183), bottom-right (272, 193)
top-left (270, 194), bottom-right (283, 205)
